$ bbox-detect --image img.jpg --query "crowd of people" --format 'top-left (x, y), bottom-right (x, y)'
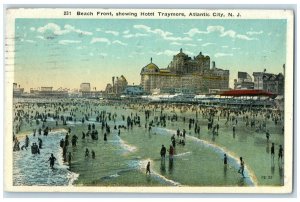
top-left (12, 98), bottom-right (284, 182)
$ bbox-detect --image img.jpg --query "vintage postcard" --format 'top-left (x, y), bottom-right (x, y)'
top-left (4, 8), bottom-right (294, 193)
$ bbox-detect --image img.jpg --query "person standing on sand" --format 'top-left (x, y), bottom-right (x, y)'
top-left (146, 161), bottom-right (151, 175)
top-left (271, 143), bottom-right (275, 164)
top-left (25, 135), bottom-right (29, 148)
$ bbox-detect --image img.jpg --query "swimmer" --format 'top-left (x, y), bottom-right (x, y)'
top-left (48, 153), bottom-right (56, 169)
top-left (85, 148), bottom-right (89, 157)
top-left (224, 154), bottom-right (228, 166)
top-left (238, 157), bottom-right (245, 178)
top-left (160, 144), bottom-right (166, 160)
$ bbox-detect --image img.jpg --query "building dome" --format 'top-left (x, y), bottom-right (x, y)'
top-left (176, 48), bottom-right (187, 57)
top-left (141, 58), bottom-right (160, 73)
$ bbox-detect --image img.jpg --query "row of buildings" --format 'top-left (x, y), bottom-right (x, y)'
top-left (13, 49), bottom-right (285, 98)
top-left (234, 70), bottom-right (284, 95)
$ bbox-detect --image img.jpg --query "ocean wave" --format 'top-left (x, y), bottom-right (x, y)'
top-left (137, 159), bottom-right (181, 186)
top-left (152, 127), bottom-right (257, 186)
top-left (13, 131), bottom-right (79, 186)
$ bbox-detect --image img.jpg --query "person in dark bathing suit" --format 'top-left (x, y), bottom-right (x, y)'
top-left (160, 145), bottom-right (166, 161)
top-left (271, 143), bottom-right (275, 164)
top-left (238, 157), bottom-right (245, 178)
top-left (224, 154), bottom-right (228, 165)
top-left (48, 153), bottom-right (56, 169)
top-left (146, 161), bottom-right (151, 175)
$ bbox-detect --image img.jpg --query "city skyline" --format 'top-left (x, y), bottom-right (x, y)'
top-left (14, 18), bottom-right (287, 92)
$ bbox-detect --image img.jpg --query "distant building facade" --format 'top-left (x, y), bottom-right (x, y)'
top-left (80, 83), bottom-right (91, 92)
top-left (123, 85), bottom-right (145, 96)
top-left (253, 71), bottom-right (284, 95)
top-left (29, 87), bottom-right (68, 97)
top-left (40, 87), bottom-right (53, 91)
top-left (234, 72), bottom-right (254, 89)
top-left (13, 83), bottom-right (24, 97)
top-left (140, 49), bottom-right (229, 94)
top-left (105, 75), bottom-right (128, 95)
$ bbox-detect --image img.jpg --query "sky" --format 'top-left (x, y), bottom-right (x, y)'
top-left (14, 18), bottom-right (287, 92)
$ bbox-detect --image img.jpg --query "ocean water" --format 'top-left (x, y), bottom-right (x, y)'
top-left (12, 121), bottom-right (255, 186)
top-left (13, 131), bottom-right (79, 186)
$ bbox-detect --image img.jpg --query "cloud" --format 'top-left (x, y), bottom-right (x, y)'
top-left (37, 23), bottom-right (68, 35)
top-left (96, 28), bottom-right (102, 32)
top-left (164, 36), bottom-right (192, 41)
top-left (64, 24), bottom-right (93, 36)
top-left (90, 37), bottom-right (111, 45)
top-left (170, 42), bottom-right (182, 46)
top-left (202, 43), bottom-right (215, 47)
top-left (134, 24), bottom-right (172, 38)
top-left (185, 26), bottom-right (224, 37)
top-left (222, 45), bottom-right (229, 48)
top-left (30, 27), bottom-right (35, 31)
top-left (112, 40), bottom-right (127, 46)
top-left (185, 25), bottom-right (258, 40)
top-left (220, 30), bottom-right (236, 38)
top-left (59, 40), bottom-right (81, 45)
top-left (134, 24), bottom-right (191, 41)
top-left (37, 23), bottom-right (92, 36)
top-left (170, 42), bottom-right (195, 46)
top-left (186, 43), bottom-right (196, 47)
top-left (184, 28), bottom-right (207, 37)
top-left (236, 34), bottom-right (257, 40)
top-left (123, 33), bottom-right (148, 38)
top-left (156, 49), bottom-right (194, 56)
top-left (36, 35), bottom-right (45, 40)
top-left (232, 47), bottom-right (240, 50)
top-left (105, 30), bottom-right (119, 36)
top-left (214, 53), bottom-right (233, 58)
top-left (246, 30), bottom-right (263, 35)
top-left (207, 25), bottom-right (225, 33)
top-left (156, 50), bottom-right (178, 56)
